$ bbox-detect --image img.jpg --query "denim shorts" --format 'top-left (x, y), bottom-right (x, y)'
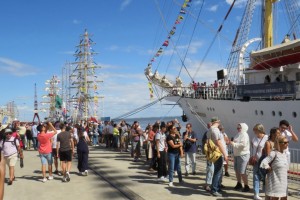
top-left (40, 153), bottom-right (53, 165)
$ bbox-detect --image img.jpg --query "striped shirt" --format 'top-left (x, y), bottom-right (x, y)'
top-left (261, 150), bottom-right (288, 197)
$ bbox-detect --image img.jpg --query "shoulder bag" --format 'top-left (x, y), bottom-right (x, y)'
top-left (249, 137), bottom-right (263, 166)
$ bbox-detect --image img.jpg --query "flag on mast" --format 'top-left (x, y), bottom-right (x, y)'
top-left (148, 82), bottom-right (154, 100)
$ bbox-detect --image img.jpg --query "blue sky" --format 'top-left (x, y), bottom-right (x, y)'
top-left (0, 0), bottom-right (294, 121)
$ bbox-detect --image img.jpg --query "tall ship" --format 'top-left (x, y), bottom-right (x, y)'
top-left (67, 29), bottom-right (103, 123)
top-left (145, 0), bottom-right (300, 148)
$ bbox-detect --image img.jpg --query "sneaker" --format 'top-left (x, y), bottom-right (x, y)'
top-left (57, 172), bottom-right (62, 176)
top-left (84, 170), bottom-right (88, 176)
top-left (211, 192), bottom-right (222, 197)
top-left (169, 182), bottom-right (174, 187)
top-left (220, 184), bottom-right (226, 189)
top-left (48, 176), bottom-right (54, 180)
top-left (157, 176), bottom-right (167, 182)
top-left (62, 177), bottom-right (67, 182)
top-left (224, 172), bottom-right (230, 177)
top-left (192, 171), bottom-right (196, 175)
top-left (66, 172), bottom-right (70, 182)
top-left (234, 182), bottom-right (243, 190)
top-left (174, 171), bottom-right (178, 176)
top-left (242, 185), bottom-right (250, 192)
top-left (42, 177), bottom-right (47, 183)
top-left (254, 195), bottom-right (262, 200)
top-left (203, 185), bottom-right (211, 192)
top-left (54, 170), bottom-right (58, 175)
top-left (185, 172), bottom-right (189, 177)
top-left (8, 181), bottom-right (13, 185)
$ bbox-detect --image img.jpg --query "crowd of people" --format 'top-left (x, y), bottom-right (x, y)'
top-left (106, 117), bottom-right (296, 200)
top-left (0, 120), bottom-right (94, 185)
top-left (0, 117), bottom-right (297, 200)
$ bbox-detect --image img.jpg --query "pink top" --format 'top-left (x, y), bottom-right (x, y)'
top-left (37, 131), bottom-right (55, 154)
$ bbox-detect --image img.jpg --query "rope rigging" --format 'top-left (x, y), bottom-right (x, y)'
top-left (192, 0), bottom-right (237, 80)
top-left (112, 96), bottom-right (166, 121)
top-left (177, 0), bottom-right (205, 80)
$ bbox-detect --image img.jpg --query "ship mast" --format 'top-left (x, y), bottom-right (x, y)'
top-left (69, 29), bottom-right (103, 123)
top-left (263, 0), bottom-right (278, 48)
top-left (42, 76), bottom-right (61, 121)
top-left (32, 83), bottom-right (40, 123)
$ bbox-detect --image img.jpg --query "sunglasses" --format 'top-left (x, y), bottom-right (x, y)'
top-left (279, 141), bottom-right (289, 144)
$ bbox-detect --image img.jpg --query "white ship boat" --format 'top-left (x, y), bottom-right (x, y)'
top-left (145, 0), bottom-right (300, 149)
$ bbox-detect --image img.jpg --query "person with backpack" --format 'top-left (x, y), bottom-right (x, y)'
top-left (0, 128), bottom-right (23, 185)
top-left (202, 122), bottom-right (213, 192)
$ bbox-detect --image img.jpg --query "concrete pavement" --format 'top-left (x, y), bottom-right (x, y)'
top-left (3, 150), bottom-right (127, 200)
top-left (3, 146), bottom-right (300, 200)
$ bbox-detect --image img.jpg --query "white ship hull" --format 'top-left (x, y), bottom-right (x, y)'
top-left (166, 96), bottom-right (300, 149)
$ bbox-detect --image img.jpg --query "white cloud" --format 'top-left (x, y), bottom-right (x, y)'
top-left (147, 40), bottom-right (203, 57)
top-left (208, 5), bottom-right (219, 12)
top-left (0, 57), bottom-right (38, 77)
top-left (194, 0), bottom-right (204, 6)
top-left (225, 0), bottom-right (247, 8)
top-left (59, 51), bottom-right (74, 55)
top-left (72, 19), bottom-right (82, 24)
top-left (120, 0), bottom-right (132, 11)
top-left (106, 45), bottom-right (146, 55)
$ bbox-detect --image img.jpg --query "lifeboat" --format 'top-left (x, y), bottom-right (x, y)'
top-left (250, 39), bottom-right (300, 70)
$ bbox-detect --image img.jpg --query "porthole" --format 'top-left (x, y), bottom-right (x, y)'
top-left (232, 109), bottom-right (235, 114)
top-left (278, 111), bottom-right (282, 116)
top-left (255, 110), bottom-right (258, 115)
top-left (293, 112), bottom-right (297, 118)
top-left (272, 111), bottom-right (275, 116)
top-left (260, 110), bottom-right (264, 115)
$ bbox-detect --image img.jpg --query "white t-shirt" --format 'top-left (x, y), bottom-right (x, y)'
top-left (32, 125), bottom-right (38, 137)
top-left (73, 127), bottom-right (78, 142)
top-left (282, 130), bottom-right (293, 164)
top-left (52, 130), bottom-right (61, 148)
top-left (155, 131), bottom-right (166, 151)
top-left (219, 131), bottom-right (228, 156)
top-left (252, 135), bottom-right (268, 160)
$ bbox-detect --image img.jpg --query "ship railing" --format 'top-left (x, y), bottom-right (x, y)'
top-left (169, 86), bottom-right (237, 100)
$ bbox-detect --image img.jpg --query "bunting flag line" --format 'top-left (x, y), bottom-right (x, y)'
top-left (148, 0), bottom-right (192, 67)
top-left (148, 82), bottom-right (154, 100)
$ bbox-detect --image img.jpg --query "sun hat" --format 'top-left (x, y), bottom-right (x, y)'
top-left (4, 128), bottom-right (13, 134)
top-left (211, 116), bottom-right (220, 123)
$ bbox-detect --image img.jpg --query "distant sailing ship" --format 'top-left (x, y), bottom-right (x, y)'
top-left (0, 101), bottom-right (18, 124)
top-left (67, 29), bottom-right (103, 123)
top-left (145, 0), bottom-right (300, 149)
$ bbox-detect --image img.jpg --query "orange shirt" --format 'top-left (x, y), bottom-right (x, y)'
top-left (37, 131), bottom-right (55, 154)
